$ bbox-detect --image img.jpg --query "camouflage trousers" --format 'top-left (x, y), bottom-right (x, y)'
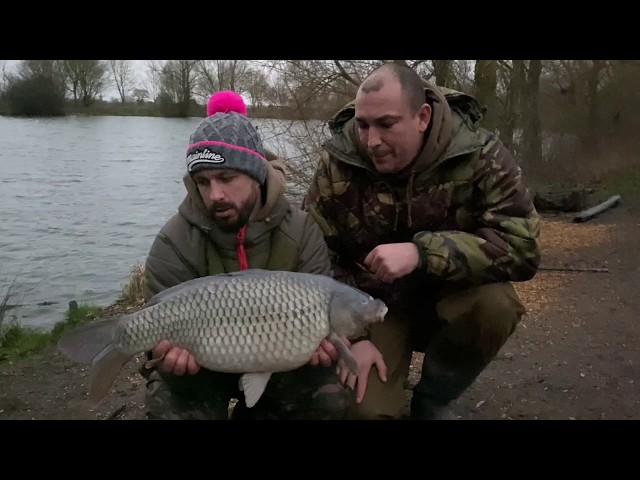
top-left (141, 363), bottom-right (356, 420)
top-left (351, 281), bottom-right (526, 420)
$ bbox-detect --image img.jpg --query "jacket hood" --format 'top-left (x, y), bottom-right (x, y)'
top-left (324, 82), bottom-right (487, 175)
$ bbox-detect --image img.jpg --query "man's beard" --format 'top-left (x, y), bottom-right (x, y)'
top-left (208, 190), bottom-right (258, 232)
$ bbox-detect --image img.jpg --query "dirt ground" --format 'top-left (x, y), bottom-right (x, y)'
top-left (1, 205), bottom-right (639, 421)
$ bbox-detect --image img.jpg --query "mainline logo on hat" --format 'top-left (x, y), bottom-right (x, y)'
top-left (186, 147), bottom-right (226, 169)
top-left (185, 112), bottom-right (267, 184)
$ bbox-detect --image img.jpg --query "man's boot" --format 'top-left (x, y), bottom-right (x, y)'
top-left (410, 354), bottom-right (487, 420)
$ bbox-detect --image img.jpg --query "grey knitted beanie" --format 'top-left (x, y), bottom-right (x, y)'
top-left (185, 112), bottom-right (267, 184)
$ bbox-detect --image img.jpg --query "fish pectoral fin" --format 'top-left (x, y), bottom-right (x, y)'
top-left (143, 353), bottom-right (165, 370)
top-left (327, 331), bottom-right (359, 376)
top-left (239, 372), bottom-right (272, 408)
top-left (88, 345), bottom-right (132, 406)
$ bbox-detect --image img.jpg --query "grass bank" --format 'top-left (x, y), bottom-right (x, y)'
top-left (0, 263), bottom-right (146, 364)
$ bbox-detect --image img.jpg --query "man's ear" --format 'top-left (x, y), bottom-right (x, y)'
top-left (418, 103), bottom-right (432, 133)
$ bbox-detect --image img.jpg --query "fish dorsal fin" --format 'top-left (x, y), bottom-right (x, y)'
top-left (145, 269), bottom-right (275, 307)
top-left (239, 372), bottom-right (272, 408)
top-left (327, 331), bottom-right (359, 375)
top-left (145, 277), bottom-right (209, 307)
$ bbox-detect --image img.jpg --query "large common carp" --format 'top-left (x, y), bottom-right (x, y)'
top-left (57, 269), bottom-right (387, 408)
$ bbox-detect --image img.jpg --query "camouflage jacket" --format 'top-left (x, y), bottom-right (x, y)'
top-left (303, 84), bottom-right (541, 304)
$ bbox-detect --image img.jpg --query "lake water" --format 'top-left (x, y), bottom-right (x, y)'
top-left (0, 114), bottom-right (323, 330)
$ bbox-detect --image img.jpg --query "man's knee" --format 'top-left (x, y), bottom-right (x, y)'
top-left (473, 282), bottom-right (526, 357)
top-left (475, 282), bottom-right (525, 326)
top-left (436, 282), bottom-right (526, 361)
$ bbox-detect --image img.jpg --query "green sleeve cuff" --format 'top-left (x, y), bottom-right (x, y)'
top-left (412, 238), bottom-right (428, 272)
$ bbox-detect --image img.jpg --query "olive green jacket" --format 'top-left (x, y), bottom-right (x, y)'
top-left (145, 152), bottom-right (330, 301)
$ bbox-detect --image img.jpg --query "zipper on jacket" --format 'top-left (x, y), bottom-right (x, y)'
top-left (236, 225), bottom-right (249, 270)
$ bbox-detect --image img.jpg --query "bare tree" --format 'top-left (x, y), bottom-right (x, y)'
top-left (108, 60), bottom-right (135, 103)
top-left (132, 88), bottom-right (150, 103)
top-left (0, 61), bottom-right (8, 93)
top-left (543, 60), bottom-right (616, 140)
top-left (521, 60), bottom-right (542, 168)
top-left (474, 60), bottom-right (499, 132)
top-left (545, 60), bottom-right (580, 107)
top-left (143, 60), bottom-right (164, 102)
top-left (195, 60), bottom-right (253, 102)
top-left (256, 60), bottom-right (354, 199)
top-left (13, 60), bottom-right (66, 97)
top-left (502, 60), bottom-right (525, 151)
top-left (433, 60), bottom-right (453, 87)
top-left (260, 60), bottom-right (435, 112)
top-left (585, 60), bottom-right (607, 150)
top-left (243, 68), bottom-right (272, 108)
top-left (265, 77), bottom-right (293, 107)
top-left (18, 60), bottom-right (61, 79)
top-left (159, 60), bottom-right (200, 117)
top-left (268, 60), bottom-right (368, 115)
top-left (598, 60), bottom-right (640, 136)
top-left (449, 60), bottom-right (475, 92)
top-left (60, 60), bottom-right (109, 106)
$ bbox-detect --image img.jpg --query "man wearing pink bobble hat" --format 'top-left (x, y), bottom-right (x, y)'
top-left (139, 90), bottom-right (359, 420)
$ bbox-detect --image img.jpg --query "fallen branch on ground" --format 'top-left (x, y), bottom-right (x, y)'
top-left (539, 266), bottom-right (609, 273)
top-left (573, 195), bottom-right (622, 223)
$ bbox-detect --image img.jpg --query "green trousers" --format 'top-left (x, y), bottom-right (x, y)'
top-left (352, 281), bottom-right (526, 419)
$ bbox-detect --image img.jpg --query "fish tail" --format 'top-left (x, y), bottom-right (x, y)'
top-left (57, 316), bottom-right (132, 405)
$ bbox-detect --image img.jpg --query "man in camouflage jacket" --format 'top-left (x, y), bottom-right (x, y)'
top-left (303, 62), bottom-right (541, 419)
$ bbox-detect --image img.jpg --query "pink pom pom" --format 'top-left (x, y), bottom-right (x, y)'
top-left (206, 90), bottom-right (248, 117)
